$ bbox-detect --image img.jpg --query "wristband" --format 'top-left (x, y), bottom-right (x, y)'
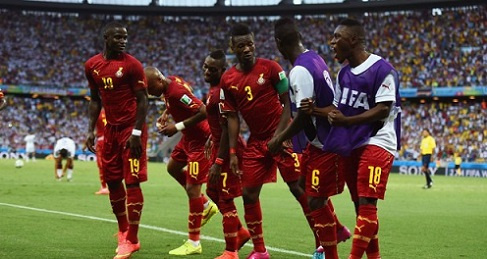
top-left (229, 148), bottom-right (236, 155)
top-left (131, 129), bottom-right (142, 136)
top-left (175, 122), bottom-right (186, 131)
top-left (215, 158), bottom-right (224, 166)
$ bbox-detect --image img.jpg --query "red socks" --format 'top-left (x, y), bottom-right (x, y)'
top-left (126, 187), bottom-right (143, 243)
top-left (327, 199), bottom-right (344, 230)
top-left (244, 200), bottom-right (265, 253)
top-left (297, 193), bottom-right (320, 248)
top-left (310, 206), bottom-right (338, 259)
top-left (188, 196), bottom-right (204, 241)
top-left (350, 204), bottom-right (378, 258)
top-left (220, 200), bottom-right (240, 252)
top-left (109, 185), bottom-right (129, 233)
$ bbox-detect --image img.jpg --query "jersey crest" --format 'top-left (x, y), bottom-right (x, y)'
top-left (115, 67), bottom-right (123, 78)
top-left (257, 73), bottom-right (265, 85)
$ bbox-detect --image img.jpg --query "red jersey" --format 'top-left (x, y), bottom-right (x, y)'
top-left (163, 76), bottom-right (210, 141)
top-left (96, 109), bottom-right (107, 139)
top-left (85, 53), bottom-right (147, 127)
top-left (206, 84), bottom-right (225, 143)
top-left (220, 58), bottom-right (285, 139)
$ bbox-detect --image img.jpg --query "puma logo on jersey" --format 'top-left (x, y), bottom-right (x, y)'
top-left (230, 85), bottom-right (239, 90)
top-left (93, 69), bottom-right (99, 76)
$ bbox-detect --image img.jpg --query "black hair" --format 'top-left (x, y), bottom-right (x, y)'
top-left (103, 21), bottom-right (126, 36)
top-left (231, 23), bottom-right (251, 37)
top-left (274, 17), bottom-right (300, 45)
top-left (59, 149), bottom-right (68, 159)
top-left (338, 18), bottom-right (365, 44)
top-left (209, 49), bottom-right (226, 61)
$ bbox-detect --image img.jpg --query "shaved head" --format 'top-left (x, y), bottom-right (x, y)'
top-left (144, 66), bottom-right (166, 97)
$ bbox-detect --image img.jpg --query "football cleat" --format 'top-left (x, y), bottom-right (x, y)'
top-left (337, 226), bottom-right (351, 243)
top-left (113, 239), bottom-right (140, 259)
top-left (215, 250), bottom-right (239, 259)
top-left (115, 231), bottom-right (128, 253)
top-left (168, 240), bottom-right (202, 255)
top-left (201, 201), bottom-right (219, 226)
top-left (312, 246), bottom-right (324, 259)
top-left (246, 250), bottom-right (270, 259)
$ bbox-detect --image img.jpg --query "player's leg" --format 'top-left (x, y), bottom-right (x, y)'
top-left (304, 148), bottom-right (346, 259)
top-left (169, 146), bottom-right (210, 256)
top-left (66, 157), bottom-right (74, 181)
top-left (95, 141), bottom-right (108, 194)
top-left (349, 146), bottom-right (393, 259)
top-left (54, 156), bottom-right (63, 180)
top-left (115, 125), bottom-right (148, 259)
top-left (277, 150), bottom-right (320, 249)
top-left (242, 185), bottom-right (267, 256)
top-left (422, 155), bottom-right (433, 188)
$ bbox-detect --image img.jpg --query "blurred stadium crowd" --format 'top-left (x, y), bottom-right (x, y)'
top-left (0, 5), bottom-right (486, 95)
top-left (1, 96), bottom-right (486, 163)
top-left (1, 5), bottom-right (486, 164)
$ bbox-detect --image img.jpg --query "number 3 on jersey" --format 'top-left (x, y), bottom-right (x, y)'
top-left (244, 86), bottom-right (253, 101)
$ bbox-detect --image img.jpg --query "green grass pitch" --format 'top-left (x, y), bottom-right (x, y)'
top-left (0, 159), bottom-right (486, 258)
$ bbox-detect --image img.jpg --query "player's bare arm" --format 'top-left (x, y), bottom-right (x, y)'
top-left (268, 107), bottom-right (310, 154)
top-left (161, 105), bottom-right (207, 137)
top-left (328, 101), bottom-right (392, 126)
top-left (126, 88), bottom-right (148, 158)
top-left (273, 92), bottom-right (291, 137)
top-left (226, 111), bottom-right (241, 176)
top-left (85, 87), bottom-right (102, 154)
top-left (209, 118), bottom-right (231, 184)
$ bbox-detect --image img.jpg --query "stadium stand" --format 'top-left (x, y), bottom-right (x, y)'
top-left (0, 3), bottom-right (485, 166)
top-left (0, 5), bottom-right (485, 92)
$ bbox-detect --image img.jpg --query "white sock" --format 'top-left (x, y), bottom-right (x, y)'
top-left (67, 169), bottom-right (73, 180)
top-left (188, 239), bottom-right (200, 247)
top-left (56, 169), bottom-right (63, 178)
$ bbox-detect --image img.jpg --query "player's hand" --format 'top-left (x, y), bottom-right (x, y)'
top-left (299, 98), bottom-right (314, 115)
top-left (328, 109), bottom-right (348, 126)
top-left (208, 163), bottom-right (222, 185)
top-left (267, 135), bottom-right (283, 154)
top-left (84, 132), bottom-right (96, 154)
top-left (160, 124), bottom-right (178, 137)
top-left (156, 112), bottom-right (169, 129)
top-left (229, 154), bottom-right (242, 177)
top-left (126, 135), bottom-right (142, 158)
top-left (204, 137), bottom-right (213, 160)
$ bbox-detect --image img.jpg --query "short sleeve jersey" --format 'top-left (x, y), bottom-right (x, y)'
top-left (164, 76), bottom-right (210, 141)
top-left (85, 53), bottom-right (147, 127)
top-left (96, 109), bottom-right (107, 139)
top-left (220, 58), bottom-right (286, 139)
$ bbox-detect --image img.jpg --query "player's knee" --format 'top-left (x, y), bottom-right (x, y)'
top-left (218, 199), bottom-right (236, 214)
top-left (185, 184), bottom-right (202, 199)
top-left (287, 181), bottom-right (304, 198)
top-left (309, 196), bottom-right (327, 211)
top-left (107, 180), bottom-right (123, 190)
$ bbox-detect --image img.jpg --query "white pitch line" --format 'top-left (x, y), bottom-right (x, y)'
top-left (0, 202), bottom-right (310, 257)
